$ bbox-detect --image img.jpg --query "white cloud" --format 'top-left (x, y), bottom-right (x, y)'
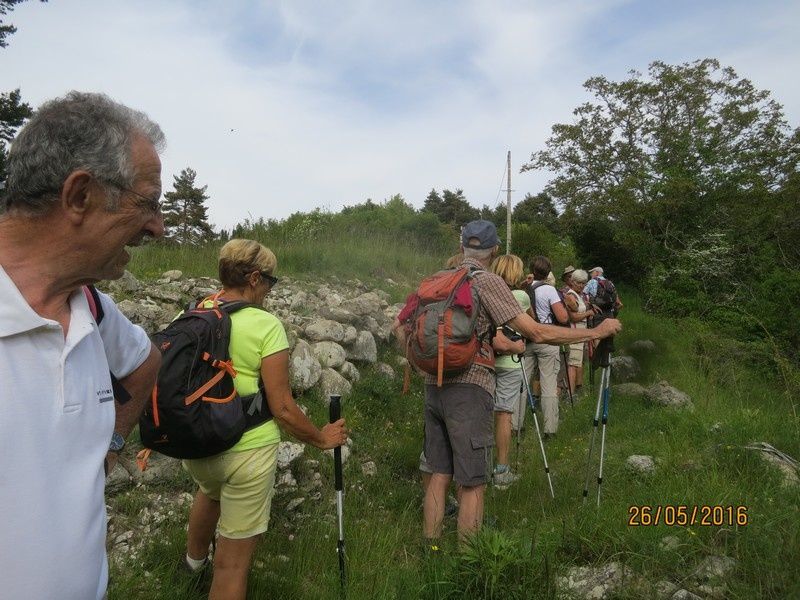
top-left (2, 0), bottom-right (798, 229)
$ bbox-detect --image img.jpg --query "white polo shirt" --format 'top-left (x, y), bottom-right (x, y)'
top-left (0, 265), bottom-right (150, 599)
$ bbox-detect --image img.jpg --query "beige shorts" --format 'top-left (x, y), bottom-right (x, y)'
top-left (183, 443), bottom-right (278, 539)
top-left (568, 341), bottom-right (585, 367)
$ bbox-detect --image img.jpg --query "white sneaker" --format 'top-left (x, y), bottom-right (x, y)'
top-left (493, 469), bottom-right (519, 487)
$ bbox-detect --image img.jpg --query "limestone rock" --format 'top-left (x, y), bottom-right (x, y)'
top-left (337, 361), bottom-right (361, 383)
top-left (312, 341), bottom-right (347, 369)
top-left (645, 381), bottom-right (693, 409)
top-left (275, 471), bottom-right (298, 492)
top-left (375, 362), bottom-right (395, 378)
top-left (319, 305), bottom-right (359, 325)
top-left (630, 339), bottom-right (656, 353)
top-left (671, 590), bottom-right (702, 600)
top-left (289, 340), bottom-right (322, 392)
top-left (361, 461), bottom-right (377, 477)
top-left (146, 286), bottom-right (183, 304)
top-left (318, 368), bottom-right (352, 400)
top-left (107, 270), bottom-right (141, 294)
top-left (138, 453), bottom-right (182, 485)
top-left (558, 562), bottom-right (632, 599)
top-left (612, 383), bottom-right (647, 398)
top-left (304, 319), bottom-right (346, 343)
top-left (342, 292), bottom-right (386, 316)
top-left (346, 331), bottom-right (377, 363)
top-left (289, 291), bottom-right (309, 311)
top-left (161, 270), bottom-right (183, 282)
top-left (626, 455), bottom-right (655, 474)
top-left (286, 497), bottom-right (305, 512)
top-left (277, 442), bottom-right (305, 470)
top-left (749, 442), bottom-right (800, 487)
top-left (655, 580), bottom-right (679, 599)
top-left (342, 325), bottom-right (358, 345)
top-left (691, 555), bottom-right (737, 599)
top-left (610, 355), bottom-right (640, 382)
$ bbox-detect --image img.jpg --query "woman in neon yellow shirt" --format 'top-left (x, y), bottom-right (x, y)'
top-left (182, 239), bottom-right (348, 599)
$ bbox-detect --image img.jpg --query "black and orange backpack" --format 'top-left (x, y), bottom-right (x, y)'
top-left (138, 295), bottom-right (272, 461)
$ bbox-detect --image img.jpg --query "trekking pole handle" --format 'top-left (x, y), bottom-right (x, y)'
top-left (329, 395), bottom-right (343, 491)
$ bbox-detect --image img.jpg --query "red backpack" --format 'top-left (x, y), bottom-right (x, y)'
top-left (402, 267), bottom-right (493, 386)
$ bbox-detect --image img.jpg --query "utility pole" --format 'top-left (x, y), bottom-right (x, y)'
top-left (506, 151), bottom-right (512, 254)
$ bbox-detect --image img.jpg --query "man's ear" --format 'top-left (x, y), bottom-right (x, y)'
top-left (60, 170), bottom-right (95, 225)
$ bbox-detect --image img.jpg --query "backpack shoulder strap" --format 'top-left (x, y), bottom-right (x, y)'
top-left (83, 285), bottom-right (104, 324)
top-left (82, 285), bottom-right (131, 404)
top-left (219, 301), bottom-right (267, 315)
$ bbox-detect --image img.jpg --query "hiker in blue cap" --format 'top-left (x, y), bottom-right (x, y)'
top-left (418, 220), bottom-right (621, 546)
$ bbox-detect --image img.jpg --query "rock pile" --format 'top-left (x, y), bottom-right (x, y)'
top-left (100, 270), bottom-right (403, 398)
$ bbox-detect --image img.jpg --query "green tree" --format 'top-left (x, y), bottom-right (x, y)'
top-left (162, 167), bottom-right (214, 245)
top-left (1, 1), bottom-right (42, 188)
top-left (423, 188), bottom-right (479, 226)
top-left (1, 0), bottom-right (46, 48)
top-left (523, 58), bottom-right (800, 274)
top-left (512, 192), bottom-right (559, 234)
top-left (0, 88), bottom-right (32, 185)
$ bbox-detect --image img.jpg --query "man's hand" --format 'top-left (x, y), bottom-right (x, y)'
top-left (595, 318), bottom-right (622, 338)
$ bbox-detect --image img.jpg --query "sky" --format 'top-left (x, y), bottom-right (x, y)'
top-left (2, 0), bottom-right (799, 230)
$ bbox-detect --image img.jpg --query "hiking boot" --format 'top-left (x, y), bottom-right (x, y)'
top-left (493, 467), bottom-right (519, 487)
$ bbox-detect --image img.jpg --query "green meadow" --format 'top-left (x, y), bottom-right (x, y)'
top-left (109, 238), bottom-right (799, 600)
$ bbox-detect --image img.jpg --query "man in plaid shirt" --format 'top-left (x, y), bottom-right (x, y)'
top-left (422, 220), bottom-right (621, 545)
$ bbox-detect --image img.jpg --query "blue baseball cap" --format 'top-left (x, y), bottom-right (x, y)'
top-left (461, 220), bottom-right (501, 249)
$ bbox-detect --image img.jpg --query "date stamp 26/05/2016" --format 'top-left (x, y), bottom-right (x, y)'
top-left (627, 505), bottom-right (748, 527)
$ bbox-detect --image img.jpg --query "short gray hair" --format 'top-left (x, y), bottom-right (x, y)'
top-left (463, 246), bottom-right (495, 261)
top-left (3, 91), bottom-right (165, 215)
top-left (572, 269), bottom-right (589, 285)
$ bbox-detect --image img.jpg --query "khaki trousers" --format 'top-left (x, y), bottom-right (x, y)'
top-left (515, 342), bottom-right (561, 434)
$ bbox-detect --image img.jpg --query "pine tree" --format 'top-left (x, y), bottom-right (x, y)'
top-left (162, 167), bottom-right (214, 245)
top-left (0, 88), bottom-right (32, 186)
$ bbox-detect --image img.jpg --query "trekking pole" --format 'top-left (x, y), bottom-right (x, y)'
top-left (560, 345), bottom-right (575, 410)
top-left (515, 379), bottom-right (522, 472)
top-left (596, 361), bottom-right (611, 507)
top-left (582, 365), bottom-right (607, 504)
top-left (329, 395), bottom-right (346, 594)
top-left (516, 355), bottom-right (555, 498)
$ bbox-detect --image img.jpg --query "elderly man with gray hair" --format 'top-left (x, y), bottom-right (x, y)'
top-left (0, 92), bottom-right (164, 599)
top-left (583, 266), bottom-right (623, 311)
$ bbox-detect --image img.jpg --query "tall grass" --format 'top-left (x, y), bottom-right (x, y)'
top-left (129, 210), bottom-right (453, 290)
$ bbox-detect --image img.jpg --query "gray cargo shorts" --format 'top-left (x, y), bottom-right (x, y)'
top-left (424, 383), bottom-right (494, 487)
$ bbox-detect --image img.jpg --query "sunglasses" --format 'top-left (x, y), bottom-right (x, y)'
top-left (260, 272), bottom-right (279, 287)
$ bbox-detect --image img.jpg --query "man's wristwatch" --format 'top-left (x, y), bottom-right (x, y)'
top-left (109, 432), bottom-right (126, 454)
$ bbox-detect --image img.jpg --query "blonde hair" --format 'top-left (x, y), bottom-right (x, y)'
top-left (218, 238), bottom-right (277, 288)
top-left (545, 271), bottom-right (556, 287)
top-left (490, 254), bottom-right (525, 289)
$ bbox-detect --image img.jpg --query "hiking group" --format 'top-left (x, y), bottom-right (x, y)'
top-left (394, 220), bottom-right (621, 547)
top-left (0, 90), bottom-right (619, 600)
